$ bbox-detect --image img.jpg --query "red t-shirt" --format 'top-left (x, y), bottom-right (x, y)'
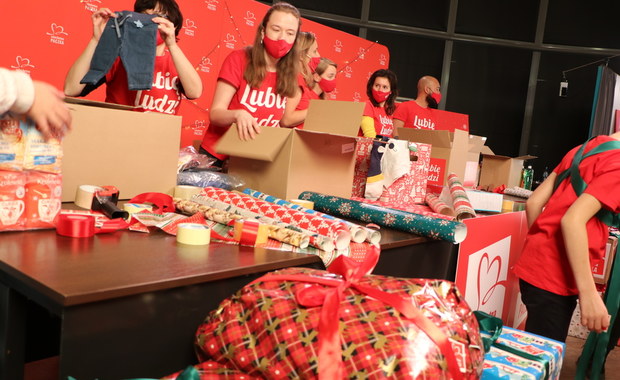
top-left (513, 136), bottom-right (620, 295)
top-left (392, 100), bottom-right (436, 130)
top-left (362, 100), bottom-right (394, 137)
top-left (201, 49), bottom-right (286, 160)
top-left (105, 51), bottom-right (182, 115)
top-left (295, 78), bottom-right (319, 130)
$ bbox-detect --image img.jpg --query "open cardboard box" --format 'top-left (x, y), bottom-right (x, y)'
top-left (62, 99), bottom-right (181, 201)
top-left (478, 149), bottom-right (537, 190)
top-left (397, 128), bottom-right (470, 187)
top-left (465, 135), bottom-right (493, 187)
top-left (216, 100), bottom-right (365, 200)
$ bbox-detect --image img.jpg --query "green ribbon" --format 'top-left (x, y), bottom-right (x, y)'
top-left (552, 137), bottom-right (620, 380)
top-left (474, 311), bottom-right (551, 379)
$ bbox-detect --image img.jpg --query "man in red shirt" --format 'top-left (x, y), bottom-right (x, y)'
top-left (513, 132), bottom-right (620, 343)
top-left (393, 75), bottom-right (441, 130)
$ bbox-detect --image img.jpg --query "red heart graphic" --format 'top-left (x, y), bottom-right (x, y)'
top-left (476, 252), bottom-right (506, 310)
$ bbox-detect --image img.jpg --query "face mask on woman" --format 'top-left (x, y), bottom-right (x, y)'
top-left (372, 89), bottom-right (390, 103)
top-left (318, 77), bottom-right (337, 93)
top-left (263, 35), bottom-right (294, 59)
top-left (308, 56), bottom-right (321, 72)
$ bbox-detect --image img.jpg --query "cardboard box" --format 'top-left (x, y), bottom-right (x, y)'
top-left (397, 128), bottom-right (469, 187)
top-left (216, 100), bottom-right (364, 200)
top-left (464, 189), bottom-right (503, 213)
top-left (592, 235), bottom-right (618, 285)
top-left (465, 135), bottom-right (493, 187)
top-left (62, 101), bottom-right (181, 202)
top-left (478, 153), bottom-right (536, 190)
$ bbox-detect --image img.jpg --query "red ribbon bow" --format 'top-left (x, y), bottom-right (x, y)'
top-left (255, 246), bottom-right (464, 380)
top-left (128, 192), bottom-right (175, 214)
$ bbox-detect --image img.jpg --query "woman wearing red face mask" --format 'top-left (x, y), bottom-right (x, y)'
top-left (310, 58), bottom-right (337, 98)
top-left (64, 0), bottom-right (202, 115)
top-left (392, 75), bottom-right (441, 130)
top-left (359, 69), bottom-right (399, 138)
top-left (199, 2), bottom-right (301, 167)
top-left (280, 31), bottom-right (324, 129)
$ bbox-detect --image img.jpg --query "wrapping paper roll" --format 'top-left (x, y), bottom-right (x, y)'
top-left (177, 223), bottom-right (211, 245)
top-left (503, 186), bottom-right (533, 199)
top-left (123, 203), bottom-right (153, 215)
top-left (299, 191), bottom-right (467, 244)
top-left (243, 188), bottom-right (381, 245)
top-left (425, 193), bottom-right (455, 217)
top-left (174, 185), bottom-right (203, 200)
top-left (177, 197), bottom-right (315, 250)
top-left (447, 173), bottom-right (476, 221)
top-left (289, 199), bottom-right (314, 209)
top-left (202, 187), bottom-right (351, 250)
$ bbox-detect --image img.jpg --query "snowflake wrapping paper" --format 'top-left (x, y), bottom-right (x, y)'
top-left (299, 191), bottom-right (467, 243)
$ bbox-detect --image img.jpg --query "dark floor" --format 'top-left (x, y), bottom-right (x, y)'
top-left (561, 336), bottom-right (620, 379)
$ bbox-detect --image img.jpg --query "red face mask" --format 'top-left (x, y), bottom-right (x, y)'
top-left (318, 77), bottom-right (337, 93)
top-left (372, 89), bottom-right (390, 103)
top-left (308, 56), bottom-right (321, 72)
top-left (263, 35), bottom-right (294, 59)
top-left (431, 91), bottom-right (442, 105)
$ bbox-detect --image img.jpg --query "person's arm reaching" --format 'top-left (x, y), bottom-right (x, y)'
top-left (209, 80), bottom-right (258, 141)
top-left (280, 88), bottom-right (305, 128)
top-left (525, 172), bottom-right (556, 227)
top-left (360, 116), bottom-right (376, 138)
top-left (153, 17), bottom-right (203, 99)
top-left (561, 193), bottom-right (610, 333)
top-left (64, 8), bottom-right (115, 96)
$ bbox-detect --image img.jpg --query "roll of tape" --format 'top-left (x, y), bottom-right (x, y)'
top-left (123, 203), bottom-right (153, 214)
top-left (75, 185), bottom-right (104, 209)
top-left (176, 223), bottom-right (211, 245)
top-left (56, 213), bottom-right (96, 237)
top-left (174, 185), bottom-right (202, 200)
top-left (289, 199), bottom-right (314, 210)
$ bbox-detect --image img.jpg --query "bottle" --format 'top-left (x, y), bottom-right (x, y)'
top-left (542, 166), bottom-right (549, 181)
top-left (520, 165), bottom-right (534, 190)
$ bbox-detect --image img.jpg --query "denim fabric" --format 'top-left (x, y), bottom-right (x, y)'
top-left (81, 11), bottom-right (158, 91)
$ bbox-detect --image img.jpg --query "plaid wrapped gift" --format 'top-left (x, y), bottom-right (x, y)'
top-left (480, 326), bottom-right (565, 380)
top-left (195, 247), bottom-right (484, 379)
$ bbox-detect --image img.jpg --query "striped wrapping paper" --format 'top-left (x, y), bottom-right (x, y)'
top-left (447, 173), bottom-right (476, 221)
top-left (350, 197), bottom-right (455, 221)
top-left (242, 188), bottom-right (381, 245)
top-left (300, 191), bottom-right (467, 243)
top-left (425, 193), bottom-right (456, 217)
top-left (201, 187), bottom-right (352, 250)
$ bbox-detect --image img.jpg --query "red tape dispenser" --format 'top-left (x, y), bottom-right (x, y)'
top-left (91, 186), bottom-right (129, 220)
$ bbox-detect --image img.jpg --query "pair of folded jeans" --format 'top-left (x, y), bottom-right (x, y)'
top-left (80, 11), bottom-right (158, 91)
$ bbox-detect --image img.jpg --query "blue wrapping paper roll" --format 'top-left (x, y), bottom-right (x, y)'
top-left (298, 191), bottom-right (467, 243)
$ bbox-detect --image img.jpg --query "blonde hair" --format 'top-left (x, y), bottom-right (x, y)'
top-left (296, 31), bottom-right (317, 87)
top-left (244, 2), bottom-right (301, 97)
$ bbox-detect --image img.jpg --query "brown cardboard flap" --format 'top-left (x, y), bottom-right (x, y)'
top-left (305, 100), bottom-right (365, 137)
top-left (65, 97), bottom-right (136, 110)
top-left (215, 125), bottom-right (292, 161)
top-left (397, 128), bottom-right (454, 148)
top-left (481, 146), bottom-right (494, 155)
top-left (468, 135), bottom-right (487, 152)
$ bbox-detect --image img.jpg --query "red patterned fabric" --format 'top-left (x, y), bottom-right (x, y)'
top-left (351, 138), bottom-right (374, 197)
top-left (195, 252), bottom-right (484, 379)
top-left (379, 142), bottom-right (431, 205)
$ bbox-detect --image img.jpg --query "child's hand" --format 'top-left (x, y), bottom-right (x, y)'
top-left (579, 290), bottom-right (611, 333)
top-left (152, 17), bottom-right (176, 47)
top-left (91, 8), bottom-right (116, 42)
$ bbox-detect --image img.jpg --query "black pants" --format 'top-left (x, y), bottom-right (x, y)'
top-left (519, 279), bottom-right (578, 342)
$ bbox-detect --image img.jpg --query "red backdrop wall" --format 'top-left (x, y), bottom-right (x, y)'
top-left (1, 0), bottom-right (389, 147)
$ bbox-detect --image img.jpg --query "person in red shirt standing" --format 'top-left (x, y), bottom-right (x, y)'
top-left (392, 75), bottom-right (441, 130)
top-left (64, 0), bottom-right (203, 115)
top-left (359, 69), bottom-right (399, 138)
top-left (513, 132), bottom-right (620, 343)
top-left (280, 31), bottom-right (321, 129)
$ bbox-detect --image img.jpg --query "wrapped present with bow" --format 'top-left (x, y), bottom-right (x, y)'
top-left (476, 311), bottom-right (565, 380)
top-left (195, 247), bottom-right (485, 379)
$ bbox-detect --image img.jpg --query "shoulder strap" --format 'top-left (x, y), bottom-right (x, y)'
top-left (553, 138), bottom-right (620, 227)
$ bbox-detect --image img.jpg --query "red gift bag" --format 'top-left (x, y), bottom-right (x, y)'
top-left (195, 248), bottom-right (484, 379)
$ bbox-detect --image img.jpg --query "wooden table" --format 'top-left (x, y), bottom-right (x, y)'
top-left (0, 225), bottom-right (456, 380)
top-left (0, 228), bottom-right (324, 380)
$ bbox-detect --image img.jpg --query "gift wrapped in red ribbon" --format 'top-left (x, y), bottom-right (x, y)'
top-left (195, 247), bottom-right (484, 379)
